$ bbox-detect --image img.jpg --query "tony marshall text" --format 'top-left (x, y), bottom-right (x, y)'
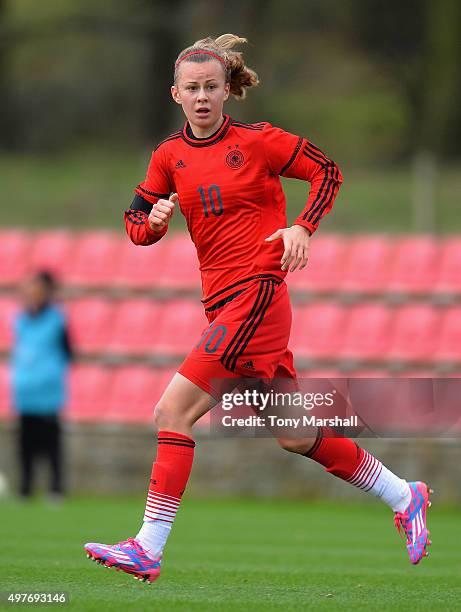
top-left (221, 415), bottom-right (359, 428)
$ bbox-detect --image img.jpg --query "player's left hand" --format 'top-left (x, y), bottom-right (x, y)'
top-left (265, 225), bottom-right (311, 272)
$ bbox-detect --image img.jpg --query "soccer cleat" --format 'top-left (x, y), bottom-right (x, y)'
top-left (84, 537), bottom-right (161, 583)
top-left (394, 481), bottom-right (433, 565)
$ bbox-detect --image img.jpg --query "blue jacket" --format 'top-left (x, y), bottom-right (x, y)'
top-left (11, 304), bottom-right (72, 415)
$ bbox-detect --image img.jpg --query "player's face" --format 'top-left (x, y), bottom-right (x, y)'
top-left (172, 60), bottom-right (230, 137)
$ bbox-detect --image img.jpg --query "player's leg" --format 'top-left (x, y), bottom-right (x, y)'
top-left (272, 373), bottom-right (432, 566)
top-left (84, 372), bottom-right (218, 582)
top-left (278, 427), bottom-right (432, 563)
top-left (18, 414), bottom-right (34, 498)
top-left (272, 352), bottom-right (432, 564)
top-left (133, 372), bottom-right (217, 564)
top-left (46, 414), bottom-right (64, 498)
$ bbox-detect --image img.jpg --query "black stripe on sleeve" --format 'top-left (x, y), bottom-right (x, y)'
top-left (304, 142), bottom-right (328, 164)
top-left (130, 194), bottom-right (153, 214)
top-left (302, 162), bottom-right (332, 222)
top-left (137, 184), bottom-right (170, 198)
top-left (311, 166), bottom-right (340, 225)
top-left (280, 136), bottom-right (303, 175)
top-left (303, 143), bottom-right (329, 167)
top-left (126, 210), bottom-right (145, 225)
top-left (302, 162), bottom-right (340, 225)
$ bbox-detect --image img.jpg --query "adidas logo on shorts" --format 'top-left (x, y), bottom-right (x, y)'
top-left (242, 360), bottom-right (255, 371)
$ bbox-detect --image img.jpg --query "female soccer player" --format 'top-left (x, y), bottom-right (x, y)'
top-left (85, 34), bottom-right (431, 582)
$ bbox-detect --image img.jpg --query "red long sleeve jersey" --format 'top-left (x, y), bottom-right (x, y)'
top-left (125, 115), bottom-right (343, 309)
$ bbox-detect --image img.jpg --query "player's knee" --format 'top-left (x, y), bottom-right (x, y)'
top-left (153, 399), bottom-right (184, 430)
top-left (277, 437), bottom-right (307, 454)
top-left (277, 437), bottom-right (317, 454)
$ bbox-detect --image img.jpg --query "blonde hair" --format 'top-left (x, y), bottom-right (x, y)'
top-left (174, 34), bottom-right (259, 99)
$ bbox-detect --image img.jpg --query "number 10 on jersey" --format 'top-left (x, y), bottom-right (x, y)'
top-left (198, 184), bottom-right (224, 217)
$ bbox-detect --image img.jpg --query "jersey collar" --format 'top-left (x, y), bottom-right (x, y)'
top-left (181, 114), bottom-right (232, 147)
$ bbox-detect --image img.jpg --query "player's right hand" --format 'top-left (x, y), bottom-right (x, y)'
top-left (148, 193), bottom-right (178, 232)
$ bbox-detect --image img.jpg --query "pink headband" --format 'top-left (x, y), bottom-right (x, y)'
top-left (175, 50), bottom-right (227, 68)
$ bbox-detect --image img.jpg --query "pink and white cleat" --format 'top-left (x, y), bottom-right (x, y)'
top-left (84, 537), bottom-right (161, 583)
top-left (394, 481), bottom-right (433, 565)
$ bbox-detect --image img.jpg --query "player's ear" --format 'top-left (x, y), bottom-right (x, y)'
top-left (171, 85), bottom-right (182, 105)
top-left (223, 82), bottom-right (230, 101)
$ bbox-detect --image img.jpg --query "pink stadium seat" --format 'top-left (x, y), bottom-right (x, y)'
top-left (434, 308), bottom-right (461, 363)
top-left (28, 231), bottom-right (74, 279)
top-left (289, 235), bottom-right (347, 292)
top-left (66, 365), bottom-right (113, 422)
top-left (66, 231), bottom-right (119, 287)
top-left (388, 236), bottom-right (439, 295)
top-left (108, 299), bottom-right (163, 355)
top-left (67, 298), bottom-right (114, 353)
top-left (107, 366), bottom-right (161, 423)
top-left (387, 305), bottom-right (440, 362)
top-left (291, 302), bottom-right (346, 360)
top-left (155, 234), bottom-right (201, 290)
top-left (155, 367), bottom-right (177, 394)
top-left (0, 362), bottom-right (12, 420)
top-left (435, 238), bottom-right (461, 296)
top-left (114, 235), bottom-right (171, 289)
top-left (154, 300), bottom-right (207, 355)
top-left (346, 370), bottom-right (390, 378)
top-left (297, 369), bottom-right (344, 378)
top-left (341, 236), bottom-right (392, 295)
top-left (0, 230), bottom-right (29, 286)
top-left (0, 297), bottom-right (20, 352)
top-left (339, 303), bottom-right (393, 362)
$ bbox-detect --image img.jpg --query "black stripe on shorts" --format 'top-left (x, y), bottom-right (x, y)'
top-left (220, 279), bottom-right (276, 372)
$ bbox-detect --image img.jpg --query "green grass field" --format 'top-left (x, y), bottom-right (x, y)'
top-left (0, 496), bottom-right (460, 611)
top-left (1, 150), bottom-right (460, 233)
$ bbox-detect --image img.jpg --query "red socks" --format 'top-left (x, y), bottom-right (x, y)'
top-left (143, 430), bottom-right (195, 523)
top-left (305, 427), bottom-right (364, 481)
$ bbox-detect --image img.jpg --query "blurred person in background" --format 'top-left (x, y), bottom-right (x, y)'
top-left (11, 270), bottom-right (74, 501)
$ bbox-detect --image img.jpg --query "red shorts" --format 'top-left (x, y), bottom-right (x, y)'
top-left (178, 276), bottom-right (297, 398)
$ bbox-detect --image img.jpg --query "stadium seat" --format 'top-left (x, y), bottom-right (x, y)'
top-left (435, 238), bottom-right (461, 297)
top-left (0, 298), bottom-right (20, 352)
top-left (341, 236), bottom-right (392, 295)
top-left (66, 365), bottom-right (113, 422)
top-left (387, 305), bottom-right (440, 362)
top-left (114, 235), bottom-right (171, 289)
top-left (339, 303), bottom-right (393, 362)
top-left (0, 230), bottom-right (29, 286)
top-left (388, 236), bottom-right (439, 295)
top-left (67, 298), bottom-right (114, 353)
top-left (154, 299), bottom-right (207, 356)
top-left (291, 302), bottom-right (347, 361)
top-left (434, 308), bottom-right (461, 364)
top-left (65, 231), bottom-right (119, 287)
top-left (28, 231), bottom-right (74, 279)
top-left (106, 366), bottom-right (163, 423)
top-left (288, 235), bottom-right (347, 293)
top-left (155, 233), bottom-right (201, 291)
top-left (108, 299), bottom-right (163, 355)
top-left (0, 362), bottom-right (12, 420)
top-left (297, 369), bottom-right (345, 378)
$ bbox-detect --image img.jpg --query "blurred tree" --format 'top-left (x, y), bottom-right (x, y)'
top-left (137, 0), bottom-right (186, 141)
top-left (418, 0), bottom-right (461, 156)
top-left (348, 0), bottom-right (461, 158)
top-left (0, 0), bottom-right (16, 149)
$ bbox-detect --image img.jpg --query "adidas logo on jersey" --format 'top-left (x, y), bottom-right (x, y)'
top-left (242, 360), bottom-right (255, 371)
top-left (175, 159), bottom-right (186, 168)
